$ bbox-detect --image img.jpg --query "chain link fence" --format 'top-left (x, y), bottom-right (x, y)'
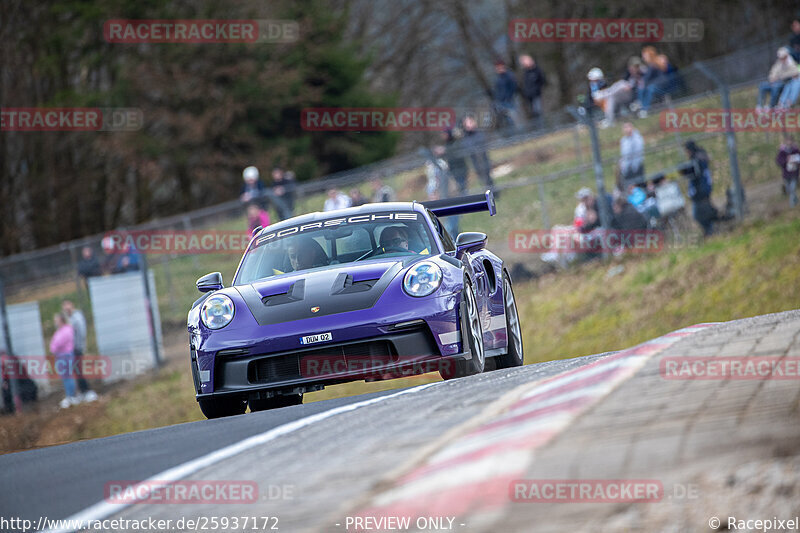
top-left (0, 36), bottom-right (791, 409)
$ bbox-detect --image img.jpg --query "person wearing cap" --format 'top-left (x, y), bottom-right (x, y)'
top-left (492, 59), bottom-right (521, 131)
top-left (573, 187), bottom-right (612, 232)
top-left (585, 67), bottom-right (634, 128)
top-left (573, 187), bottom-right (593, 226)
top-left (240, 166), bottom-right (267, 207)
top-left (757, 47), bottom-right (799, 112)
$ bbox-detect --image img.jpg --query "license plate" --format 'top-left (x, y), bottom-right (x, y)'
top-left (300, 332), bottom-right (332, 345)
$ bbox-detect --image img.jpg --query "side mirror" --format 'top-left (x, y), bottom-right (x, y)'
top-left (196, 272), bottom-right (223, 293)
top-left (455, 232), bottom-right (487, 256)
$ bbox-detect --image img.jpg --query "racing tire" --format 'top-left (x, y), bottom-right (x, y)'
top-left (440, 278), bottom-right (485, 380)
top-left (249, 393), bottom-right (303, 412)
top-left (198, 395), bottom-right (248, 419)
top-left (495, 272), bottom-right (524, 369)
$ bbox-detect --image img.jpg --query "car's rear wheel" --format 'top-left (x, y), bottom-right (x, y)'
top-left (495, 272), bottom-right (524, 369)
top-left (440, 278), bottom-right (484, 380)
top-left (249, 393), bottom-right (303, 412)
top-left (198, 395), bottom-right (247, 419)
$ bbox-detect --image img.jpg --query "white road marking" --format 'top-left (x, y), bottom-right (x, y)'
top-left (42, 382), bottom-right (439, 533)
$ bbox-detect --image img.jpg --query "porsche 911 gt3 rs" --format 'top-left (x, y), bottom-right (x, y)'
top-left (188, 191), bottom-right (523, 418)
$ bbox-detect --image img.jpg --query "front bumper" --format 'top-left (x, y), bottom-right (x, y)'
top-left (194, 324), bottom-right (466, 399)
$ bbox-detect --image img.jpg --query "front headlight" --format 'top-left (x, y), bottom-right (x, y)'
top-left (200, 294), bottom-right (235, 329)
top-left (403, 261), bottom-right (443, 297)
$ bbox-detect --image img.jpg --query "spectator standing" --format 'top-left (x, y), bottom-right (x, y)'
top-left (348, 188), bottom-right (368, 207)
top-left (62, 301), bottom-right (97, 403)
top-left (240, 166), bottom-right (267, 207)
top-left (77, 246), bottom-right (101, 287)
top-left (757, 48), bottom-right (798, 111)
top-left (370, 178), bottom-right (396, 203)
top-left (619, 122), bottom-right (645, 188)
top-left (461, 116), bottom-right (494, 189)
top-left (681, 141), bottom-right (716, 236)
top-left (776, 135), bottom-right (800, 207)
top-left (492, 60), bottom-right (521, 130)
top-left (50, 312), bottom-right (78, 409)
top-left (271, 167), bottom-right (296, 219)
top-left (519, 54), bottom-right (546, 126)
top-left (425, 145), bottom-right (449, 200)
top-left (324, 188), bottom-right (352, 211)
top-left (441, 129), bottom-right (468, 195)
top-left (246, 203), bottom-right (271, 234)
top-left (789, 19), bottom-right (800, 62)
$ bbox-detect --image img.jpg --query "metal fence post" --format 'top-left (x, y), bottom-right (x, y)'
top-left (694, 61), bottom-right (745, 221)
top-left (537, 180), bottom-right (551, 230)
top-left (139, 254), bottom-right (162, 366)
top-left (0, 278), bottom-right (20, 413)
top-left (568, 107), bottom-right (613, 231)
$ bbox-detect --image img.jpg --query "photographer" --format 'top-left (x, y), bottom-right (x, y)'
top-left (680, 141), bottom-right (716, 236)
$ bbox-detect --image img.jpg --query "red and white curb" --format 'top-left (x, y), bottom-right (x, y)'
top-left (353, 323), bottom-right (718, 528)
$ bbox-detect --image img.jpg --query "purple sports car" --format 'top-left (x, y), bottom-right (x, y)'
top-left (188, 191), bottom-right (523, 418)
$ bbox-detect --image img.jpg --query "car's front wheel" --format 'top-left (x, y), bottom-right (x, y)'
top-left (198, 395), bottom-right (248, 419)
top-left (440, 278), bottom-right (485, 380)
top-left (495, 271), bottom-right (524, 369)
top-left (249, 393), bottom-right (303, 412)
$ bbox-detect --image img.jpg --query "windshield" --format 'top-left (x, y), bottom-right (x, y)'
top-left (235, 211), bottom-right (437, 284)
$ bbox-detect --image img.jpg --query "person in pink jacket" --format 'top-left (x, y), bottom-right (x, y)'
top-left (50, 312), bottom-right (78, 409)
top-left (246, 203), bottom-right (271, 235)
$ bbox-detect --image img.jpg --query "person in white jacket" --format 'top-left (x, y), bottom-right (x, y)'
top-left (323, 188), bottom-right (352, 211)
top-left (618, 122), bottom-right (645, 189)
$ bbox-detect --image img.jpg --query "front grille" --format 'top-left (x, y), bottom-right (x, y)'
top-left (247, 340), bottom-right (396, 384)
top-left (248, 354), bottom-right (301, 383)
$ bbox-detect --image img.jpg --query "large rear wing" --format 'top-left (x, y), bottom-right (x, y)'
top-left (421, 190), bottom-right (496, 218)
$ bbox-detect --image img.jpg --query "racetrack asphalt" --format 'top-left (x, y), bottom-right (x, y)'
top-left (0, 351), bottom-right (609, 531)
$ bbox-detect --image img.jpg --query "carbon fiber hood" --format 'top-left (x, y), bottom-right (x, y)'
top-left (235, 257), bottom-right (418, 325)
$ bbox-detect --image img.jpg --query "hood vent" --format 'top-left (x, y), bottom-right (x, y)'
top-left (262, 279), bottom-right (305, 306)
top-left (331, 273), bottom-right (380, 295)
